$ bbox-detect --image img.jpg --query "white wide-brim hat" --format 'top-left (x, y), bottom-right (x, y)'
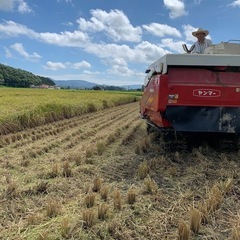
top-left (192, 28), bottom-right (209, 37)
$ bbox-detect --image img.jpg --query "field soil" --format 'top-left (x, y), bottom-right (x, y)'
top-left (0, 102), bottom-right (239, 239)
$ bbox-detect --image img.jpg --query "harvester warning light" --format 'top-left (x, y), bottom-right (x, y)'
top-left (193, 89), bottom-right (221, 97)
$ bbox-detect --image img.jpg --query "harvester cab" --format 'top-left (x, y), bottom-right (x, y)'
top-left (140, 41), bottom-right (240, 146)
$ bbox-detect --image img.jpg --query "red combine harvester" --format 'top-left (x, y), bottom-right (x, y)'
top-left (140, 42), bottom-right (240, 146)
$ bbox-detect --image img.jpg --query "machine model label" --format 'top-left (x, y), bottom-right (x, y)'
top-left (193, 89), bottom-right (221, 97)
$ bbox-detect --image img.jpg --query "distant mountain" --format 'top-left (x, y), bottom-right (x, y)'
top-left (54, 80), bottom-right (97, 89)
top-left (54, 80), bottom-right (142, 90)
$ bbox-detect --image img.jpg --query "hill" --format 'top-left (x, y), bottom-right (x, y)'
top-left (54, 80), bottom-right (142, 90)
top-left (54, 80), bottom-right (96, 89)
top-left (0, 63), bottom-right (55, 88)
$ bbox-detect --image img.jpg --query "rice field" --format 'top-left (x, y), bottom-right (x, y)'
top-left (0, 88), bottom-right (140, 134)
top-left (0, 88), bottom-right (239, 239)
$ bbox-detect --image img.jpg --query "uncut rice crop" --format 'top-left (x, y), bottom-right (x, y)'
top-left (0, 88), bottom-right (140, 134)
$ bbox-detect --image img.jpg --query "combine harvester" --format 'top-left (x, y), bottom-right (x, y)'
top-left (140, 41), bottom-right (240, 149)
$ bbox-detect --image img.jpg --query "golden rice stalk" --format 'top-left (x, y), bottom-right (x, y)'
top-left (138, 161), bottom-right (149, 179)
top-left (197, 202), bottom-right (208, 224)
top-left (62, 161), bottom-right (72, 177)
top-left (222, 178), bottom-right (234, 194)
top-left (82, 209), bottom-right (95, 228)
top-left (127, 188), bottom-right (137, 204)
top-left (178, 220), bottom-right (190, 240)
top-left (84, 193), bottom-right (95, 208)
top-left (113, 190), bottom-right (122, 210)
top-left (100, 185), bottom-right (109, 201)
top-left (46, 200), bottom-right (61, 218)
top-left (61, 218), bottom-right (71, 238)
top-left (206, 184), bottom-right (223, 213)
top-left (98, 203), bottom-right (109, 220)
top-left (189, 208), bottom-right (201, 233)
top-left (92, 176), bottom-right (102, 192)
top-left (231, 227), bottom-right (240, 240)
top-left (143, 175), bottom-right (158, 194)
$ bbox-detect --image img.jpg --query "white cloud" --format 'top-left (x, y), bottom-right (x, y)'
top-left (0, 20), bottom-right (37, 38)
top-left (142, 23), bottom-right (181, 38)
top-left (160, 38), bottom-right (186, 53)
top-left (62, 21), bottom-right (74, 27)
top-left (10, 43), bottom-right (41, 61)
top-left (182, 24), bottom-right (197, 42)
top-left (77, 9), bottom-right (142, 42)
top-left (0, 0), bottom-right (32, 13)
top-left (44, 61), bottom-right (67, 70)
top-left (72, 61), bottom-right (91, 69)
top-left (44, 61), bottom-right (91, 71)
top-left (17, 0), bottom-right (32, 14)
top-left (230, 0), bottom-right (240, 7)
top-left (38, 30), bottom-right (90, 47)
top-left (163, 0), bottom-right (187, 18)
top-left (0, 19), bottom-right (172, 66)
top-left (82, 70), bottom-right (100, 75)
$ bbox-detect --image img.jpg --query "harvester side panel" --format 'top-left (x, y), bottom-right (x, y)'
top-left (140, 74), bottom-right (171, 128)
top-left (167, 68), bottom-right (240, 107)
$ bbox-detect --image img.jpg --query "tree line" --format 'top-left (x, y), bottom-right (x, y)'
top-left (0, 63), bottom-right (55, 88)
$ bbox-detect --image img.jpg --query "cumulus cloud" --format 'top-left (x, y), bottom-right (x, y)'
top-left (182, 24), bottom-right (198, 42)
top-left (10, 43), bottom-right (41, 61)
top-left (160, 38), bottom-right (186, 53)
top-left (17, 0), bottom-right (32, 13)
top-left (44, 61), bottom-right (67, 70)
top-left (38, 30), bottom-right (90, 47)
top-left (142, 23), bottom-right (181, 38)
top-left (0, 15), bottom-right (173, 68)
top-left (44, 61), bottom-right (91, 71)
top-left (163, 0), bottom-right (187, 18)
top-left (0, 20), bottom-right (37, 38)
top-left (77, 9), bottom-right (142, 42)
top-left (230, 0), bottom-right (240, 7)
top-left (0, 21), bottom-right (89, 47)
top-left (71, 61), bottom-right (91, 69)
top-left (0, 0), bottom-right (32, 13)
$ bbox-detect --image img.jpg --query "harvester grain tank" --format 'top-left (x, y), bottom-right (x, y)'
top-left (140, 42), bottom-right (240, 143)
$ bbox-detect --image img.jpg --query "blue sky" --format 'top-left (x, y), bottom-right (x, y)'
top-left (0, 0), bottom-right (240, 86)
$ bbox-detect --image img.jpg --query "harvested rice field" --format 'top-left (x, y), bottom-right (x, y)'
top-left (0, 101), bottom-right (239, 239)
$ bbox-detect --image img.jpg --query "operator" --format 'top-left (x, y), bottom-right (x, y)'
top-left (191, 28), bottom-right (212, 54)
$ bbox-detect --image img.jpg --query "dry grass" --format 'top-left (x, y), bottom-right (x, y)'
top-left (231, 227), bottom-right (240, 240)
top-left (82, 209), bottom-right (95, 228)
top-left (138, 160), bottom-right (149, 179)
top-left (127, 188), bottom-right (137, 204)
top-left (46, 200), bottom-right (61, 218)
top-left (143, 175), bottom-right (158, 194)
top-left (178, 220), bottom-right (190, 240)
top-left (100, 185), bottom-right (109, 201)
top-left (92, 176), bottom-right (102, 192)
top-left (113, 190), bottom-right (122, 210)
top-left (84, 193), bottom-right (96, 208)
top-left (98, 203), bottom-right (109, 220)
top-left (62, 161), bottom-right (72, 177)
top-left (189, 208), bottom-right (201, 233)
